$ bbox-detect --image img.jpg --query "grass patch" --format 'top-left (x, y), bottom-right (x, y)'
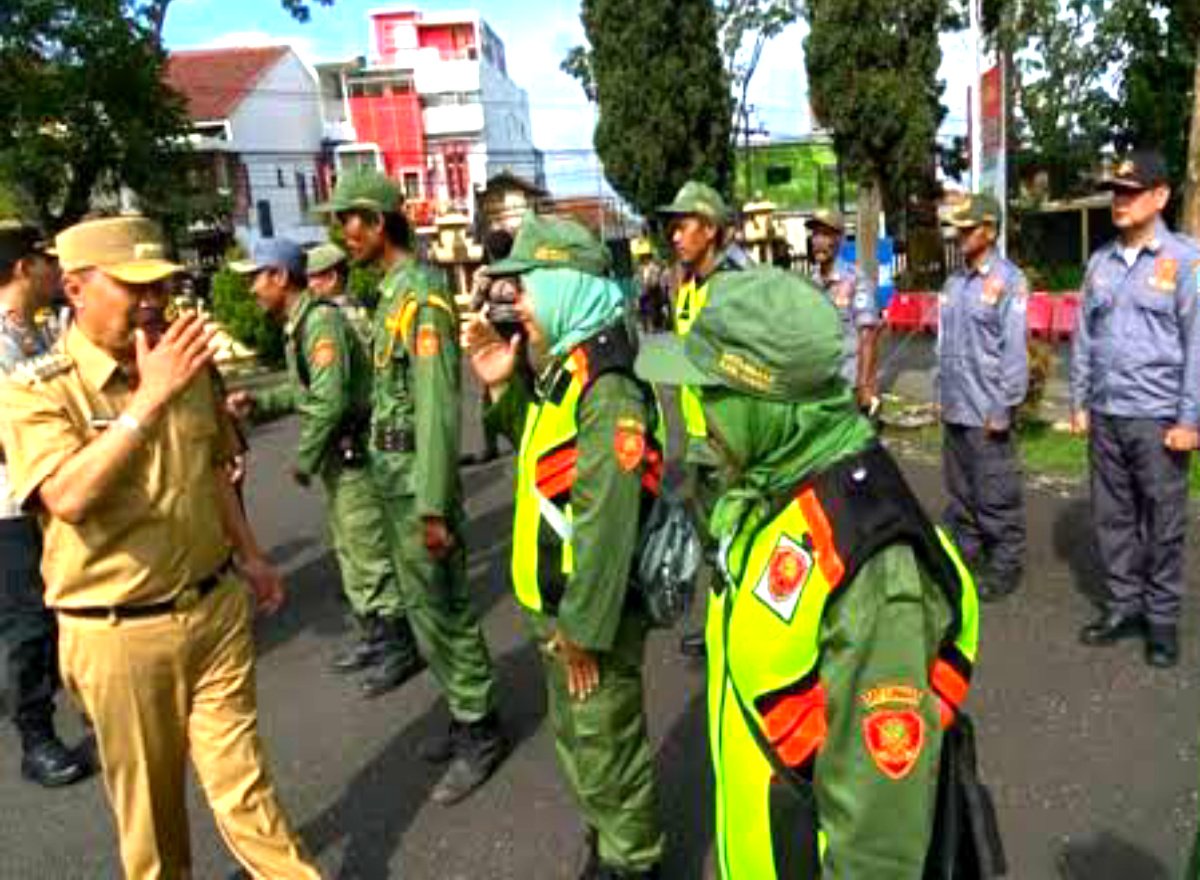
top-left (882, 418), bottom-right (1200, 491)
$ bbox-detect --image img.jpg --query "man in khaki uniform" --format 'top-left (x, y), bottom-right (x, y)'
top-left (0, 216), bottom-right (320, 880)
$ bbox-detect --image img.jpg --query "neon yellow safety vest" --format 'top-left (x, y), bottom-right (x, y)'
top-left (511, 348), bottom-right (667, 614)
top-left (674, 276), bottom-right (710, 441)
top-left (707, 480), bottom-right (979, 879)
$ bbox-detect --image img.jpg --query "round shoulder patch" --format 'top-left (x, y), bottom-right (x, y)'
top-left (310, 337), bottom-right (338, 368)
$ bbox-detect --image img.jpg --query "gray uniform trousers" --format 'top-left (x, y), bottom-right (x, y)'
top-left (942, 423), bottom-right (1026, 586)
top-left (1089, 413), bottom-right (1190, 625)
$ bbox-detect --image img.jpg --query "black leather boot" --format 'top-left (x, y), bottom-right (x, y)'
top-left (360, 617), bottom-right (425, 698)
top-left (329, 614), bottom-right (385, 674)
top-left (430, 712), bottom-right (508, 805)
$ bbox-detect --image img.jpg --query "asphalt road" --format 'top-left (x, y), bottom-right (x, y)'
top-left (1, 412), bottom-right (1198, 880)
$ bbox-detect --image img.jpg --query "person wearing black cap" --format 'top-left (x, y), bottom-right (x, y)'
top-left (1070, 148), bottom-right (1200, 668)
top-left (0, 220), bottom-right (92, 788)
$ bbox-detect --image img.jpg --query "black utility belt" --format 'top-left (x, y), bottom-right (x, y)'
top-left (374, 426), bottom-right (416, 453)
top-left (57, 558), bottom-right (234, 621)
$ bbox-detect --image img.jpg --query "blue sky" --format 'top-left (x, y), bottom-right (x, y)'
top-left (164, 0), bottom-right (972, 196)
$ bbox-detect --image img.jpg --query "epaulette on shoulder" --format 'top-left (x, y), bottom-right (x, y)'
top-left (9, 351), bottom-right (72, 385)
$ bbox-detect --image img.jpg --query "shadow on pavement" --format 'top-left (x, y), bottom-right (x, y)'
top-left (296, 640), bottom-right (544, 879)
top-left (1055, 831), bottom-right (1170, 880)
top-left (254, 552), bottom-right (347, 660)
top-left (656, 690), bottom-right (714, 878)
top-left (1051, 497), bottom-right (1106, 607)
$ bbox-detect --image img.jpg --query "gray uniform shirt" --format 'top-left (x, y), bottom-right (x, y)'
top-left (1070, 221), bottom-right (1200, 425)
top-left (936, 251), bottom-right (1029, 429)
top-left (0, 309), bottom-right (56, 519)
top-left (813, 260), bottom-right (879, 384)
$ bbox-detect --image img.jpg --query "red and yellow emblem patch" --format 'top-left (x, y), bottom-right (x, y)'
top-left (415, 324), bottom-right (441, 358)
top-left (768, 544), bottom-right (809, 601)
top-left (862, 709), bottom-right (925, 780)
top-left (1153, 257), bottom-right (1179, 292)
top-left (614, 418), bottom-right (646, 472)
top-left (981, 275), bottom-right (1005, 306)
top-left (310, 338), bottom-right (337, 369)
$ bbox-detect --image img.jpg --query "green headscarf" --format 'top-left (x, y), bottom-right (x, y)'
top-left (704, 389), bottom-right (875, 541)
top-left (524, 267), bottom-right (632, 358)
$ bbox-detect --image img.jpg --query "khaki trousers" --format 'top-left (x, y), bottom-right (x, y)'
top-left (57, 578), bottom-right (320, 880)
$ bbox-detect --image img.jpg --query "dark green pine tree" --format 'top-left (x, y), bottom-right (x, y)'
top-left (804, 0), bottom-right (950, 280)
top-left (567, 0), bottom-right (734, 218)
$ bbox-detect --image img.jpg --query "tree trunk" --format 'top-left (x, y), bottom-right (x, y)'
top-left (857, 173), bottom-right (882, 299)
top-left (1183, 36), bottom-right (1200, 237)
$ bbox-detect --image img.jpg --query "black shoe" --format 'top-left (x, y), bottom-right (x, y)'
top-left (574, 828), bottom-right (599, 880)
top-left (21, 737), bottom-right (92, 789)
top-left (978, 572), bottom-right (1021, 604)
top-left (360, 617), bottom-right (425, 698)
top-left (330, 615), bottom-right (385, 674)
top-left (1079, 610), bottom-right (1144, 646)
top-left (679, 630), bottom-right (706, 659)
top-left (430, 713), bottom-right (508, 805)
top-left (1145, 624), bottom-right (1179, 668)
top-left (416, 719), bottom-right (462, 764)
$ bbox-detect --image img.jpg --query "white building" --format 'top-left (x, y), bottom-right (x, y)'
top-left (166, 45), bottom-right (328, 248)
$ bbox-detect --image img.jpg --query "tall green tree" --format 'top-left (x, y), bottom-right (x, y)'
top-left (1105, 0), bottom-right (1199, 192)
top-left (563, 0), bottom-right (734, 216)
top-left (0, 0), bottom-right (189, 230)
top-left (805, 0), bottom-right (951, 282)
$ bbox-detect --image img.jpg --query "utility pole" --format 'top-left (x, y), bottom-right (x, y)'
top-left (969, 0), bottom-right (982, 192)
top-left (1183, 35), bottom-right (1200, 237)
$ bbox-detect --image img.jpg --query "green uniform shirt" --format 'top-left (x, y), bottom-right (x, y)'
top-left (369, 257), bottom-right (461, 517)
top-left (487, 367), bottom-right (651, 651)
top-left (255, 291), bottom-right (372, 477)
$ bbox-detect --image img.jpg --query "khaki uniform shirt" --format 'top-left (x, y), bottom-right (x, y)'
top-left (0, 325), bottom-right (239, 609)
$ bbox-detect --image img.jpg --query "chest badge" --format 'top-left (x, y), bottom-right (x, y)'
top-left (981, 275), bottom-right (1004, 306)
top-left (1152, 256), bottom-right (1179, 292)
top-left (834, 280), bottom-right (853, 310)
top-left (863, 709), bottom-right (925, 780)
top-left (752, 534), bottom-right (813, 624)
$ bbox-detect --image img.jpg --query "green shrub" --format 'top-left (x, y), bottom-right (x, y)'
top-left (1026, 263), bottom-right (1085, 292)
top-left (210, 266), bottom-right (284, 366)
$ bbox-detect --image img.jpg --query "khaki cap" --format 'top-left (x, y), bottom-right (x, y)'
top-left (306, 243), bottom-right (348, 275)
top-left (947, 194), bottom-right (1001, 228)
top-left (658, 181), bottom-right (732, 226)
top-left (56, 216), bottom-right (181, 284)
top-left (808, 208), bottom-right (845, 234)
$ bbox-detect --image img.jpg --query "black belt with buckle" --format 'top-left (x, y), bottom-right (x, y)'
top-left (57, 559), bottom-right (235, 620)
top-left (374, 426), bottom-right (415, 453)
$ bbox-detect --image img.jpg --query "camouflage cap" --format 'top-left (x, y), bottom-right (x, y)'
top-left (55, 215), bottom-right (181, 284)
top-left (658, 181), bottom-right (732, 226)
top-left (488, 211), bottom-right (611, 277)
top-left (306, 242), bottom-right (348, 275)
top-left (947, 193), bottom-right (1002, 228)
top-left (635, 267), bottom-right (844, 400)
top-left (808, 208), bottom-right (846, 234)
top-left (313, 170), bottom-right (405, 214)
top-left (1098, 148), bottom-right (1170, 192)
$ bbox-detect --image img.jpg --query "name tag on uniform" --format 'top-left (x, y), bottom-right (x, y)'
top-left (89, 417), bottom-right (115, 429)
top-left (1151, 257), bottom-right (1179, 292)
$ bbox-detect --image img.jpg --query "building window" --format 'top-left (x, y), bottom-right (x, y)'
top-left (277, 168), bottom-right (286, 188)
top-left (403, 172), bottom-right (420, 199)
top-left (296, 171), bottom-right (309, 215)
top-left (765, 165), bottom-right (792, 186)
top-left (257, 200), bottom-right (275, 239)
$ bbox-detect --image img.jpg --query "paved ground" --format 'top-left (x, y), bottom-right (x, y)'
top-left (1, 406), bottom-right (1198, 879)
